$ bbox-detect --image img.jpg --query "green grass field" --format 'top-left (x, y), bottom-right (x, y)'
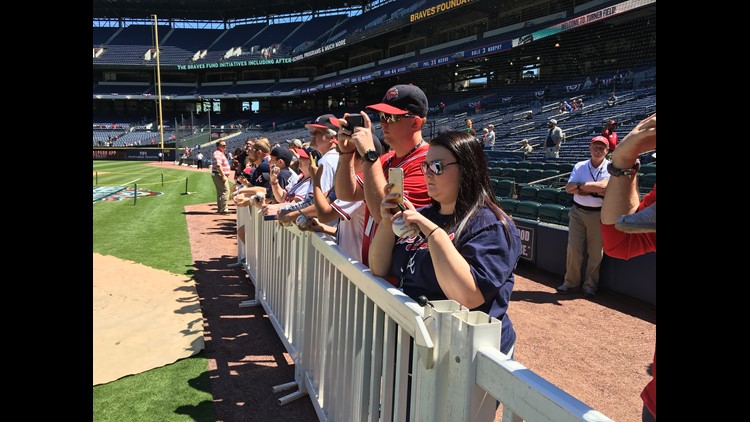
top-left (93, 160), bottom-right (217, 421)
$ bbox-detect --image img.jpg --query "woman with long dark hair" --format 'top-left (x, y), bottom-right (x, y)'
top-left (369, 131), bottom-right (521, 356)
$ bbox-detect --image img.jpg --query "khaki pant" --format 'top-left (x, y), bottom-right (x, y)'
top-left (563, 205), bottom-right (604, 291)
top-left (545, 146), bottom-right (559, 159)
top-left (212, 172), bottom-right (230, 213)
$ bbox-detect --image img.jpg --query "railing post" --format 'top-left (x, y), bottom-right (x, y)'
top-left (445, 311), bottom-right (502, 422)
top-left (412, 300), bottom-right (468, 422)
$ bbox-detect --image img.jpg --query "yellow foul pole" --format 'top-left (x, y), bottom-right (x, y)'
top-left (152, 15), bottom-right (165, 150)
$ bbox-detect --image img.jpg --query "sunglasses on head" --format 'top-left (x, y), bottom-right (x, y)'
top-left (420, 160), bottom-right (458, 175)
top-left (378, 112), bottom-right (417, 124)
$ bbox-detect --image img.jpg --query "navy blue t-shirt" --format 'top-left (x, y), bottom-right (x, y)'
top-left (250, 160), bottom-right (272, 197)
top-left (390, 204), bottom-right (522, 354)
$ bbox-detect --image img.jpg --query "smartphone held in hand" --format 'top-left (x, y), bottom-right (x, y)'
top-left (388, 167), bottom-right (404, 204)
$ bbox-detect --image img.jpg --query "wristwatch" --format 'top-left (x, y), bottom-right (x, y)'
top-left (363, 149), bottom-right (380, 163)
top-left (607, 161), bottom-right (640, 177)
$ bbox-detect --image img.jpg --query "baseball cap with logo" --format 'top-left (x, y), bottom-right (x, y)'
top-left (366, 84), bottom-right (428, 117)
top-left (304, 114), bottom-right (340, 132)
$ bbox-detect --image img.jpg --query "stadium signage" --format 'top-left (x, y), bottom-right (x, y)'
top-left (383, 66), bottom-right (408, 76)
top-left (177, 57), bottom-right (292, 70)
top-left (515, 224), bottom-right (535, 262)
top-left (512, 0), bottom-right (654, 47)
top-left (464, 40), bottom-right (512, 59)
top-left (292, 39), bottom-right (347, 62)
top-left (420, 55), bottom-right (453, 68)
top-left (410, 0), bottom-right (475, 23)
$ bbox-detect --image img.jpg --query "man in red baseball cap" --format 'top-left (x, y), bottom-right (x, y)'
top-left (556, 135), bottom-right (611, 297)
top-left (333, 84), bottom-right (432, 268)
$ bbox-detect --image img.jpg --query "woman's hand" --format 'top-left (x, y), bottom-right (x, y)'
top-left (378, 183), bottom-right (401, 225)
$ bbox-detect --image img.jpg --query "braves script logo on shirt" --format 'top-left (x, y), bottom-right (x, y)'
top-left (385, 88), bottom-right (399, 100)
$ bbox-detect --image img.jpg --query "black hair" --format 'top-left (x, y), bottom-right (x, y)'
top-left (427, 131), bottom-right (516, 246)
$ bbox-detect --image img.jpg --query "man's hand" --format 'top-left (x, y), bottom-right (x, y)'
top-left (335, 114), bottom-right (358, 154)
top-left (350, 112), bottom-right (375, 155)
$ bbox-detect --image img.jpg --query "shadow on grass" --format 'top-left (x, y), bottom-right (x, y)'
top-left (174, 369), bottom-right (213, 421)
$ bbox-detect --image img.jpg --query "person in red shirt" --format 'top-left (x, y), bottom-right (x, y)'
top-left (600, 113), bottom-right (656, 421)
top-left (602, 119), bottom-right (619, 152)
top-left (335, 84), bottom-right (432, 269)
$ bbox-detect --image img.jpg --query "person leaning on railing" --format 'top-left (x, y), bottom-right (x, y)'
top-left (369, 130), bottom-right (522, 357)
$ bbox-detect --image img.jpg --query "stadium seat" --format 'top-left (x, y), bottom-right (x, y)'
top-left (527, 169), bottom-right (544, 183)
top-left (515, 161), bottom-right (531, 169)
top-left (503, 161), bottom-right (519, 169)
top-left (518, 185), bottom-right (541, 201)
top-left (489, 167), bottom-right (505, 178)
top-left (536, 187), bottom-right (560, 204)
top-left (529, 162), bottom-right (546, 170)
top-left (541, 169), bottom-right (561, 183)
top-left (556, 162), bottom-right (575, 173)
top-left (499, 167), bottom-right (516, 178)
top-left (498, 198), bottom-right (519, 215)
top-left (560, 206), bottom-right (572, 226)
top-left (640, 162), bottom-right (657, 174)
top-left (539, 203), bottom-right (567, 225)
top-left (513, 168), bottom-right (530, 184)
top-left (557, 191), bottom-right (575, 207)
top-left (639, 173), bottom-right (656, 191)
top-left (493, 179), bottom-right (515, 199)
top-left (514, 200), bottom-right (541, 220)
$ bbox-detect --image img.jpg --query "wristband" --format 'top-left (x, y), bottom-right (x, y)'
top-left (426, 226), bottom-right (440, 240)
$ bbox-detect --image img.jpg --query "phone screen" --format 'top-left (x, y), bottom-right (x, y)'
top-left (388, 167), bottom-right (404, 204)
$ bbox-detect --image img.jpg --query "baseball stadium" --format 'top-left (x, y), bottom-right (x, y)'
top-left (93, 1), bottom-right (656, 421)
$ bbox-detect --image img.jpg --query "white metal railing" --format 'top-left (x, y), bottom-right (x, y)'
top-left (236, 206), bottom-right (613, 422)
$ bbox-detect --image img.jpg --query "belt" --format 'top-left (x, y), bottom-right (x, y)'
top-left (574, 202), bottom-right (602, 211)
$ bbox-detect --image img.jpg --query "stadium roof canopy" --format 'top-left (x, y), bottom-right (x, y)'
top-left (93, 0), bottom-right (377, 21)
